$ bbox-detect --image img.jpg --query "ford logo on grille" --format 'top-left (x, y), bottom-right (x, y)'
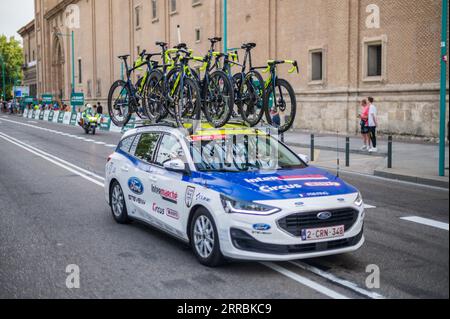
top-left (253, 224), bottom-right (271, 231)
top-left (128, 177), bottom-right (144, 195)
top-left (317, 211), bottom-right (332, 220)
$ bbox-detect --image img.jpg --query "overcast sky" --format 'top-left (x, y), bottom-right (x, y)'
top-left (0, 0), bottom-right (35, 42)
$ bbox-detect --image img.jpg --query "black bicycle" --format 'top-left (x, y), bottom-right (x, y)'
top-left (107, 50), bottom-right (160, 126)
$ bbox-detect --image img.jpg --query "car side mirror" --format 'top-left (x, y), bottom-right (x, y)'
top-left (298, 154), bottom-right (310, 164)
top-left (163, 159), bottom-right (190, 174)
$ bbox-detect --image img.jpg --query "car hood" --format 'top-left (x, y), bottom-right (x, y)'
top-left (186, 166), bottom-right (358, 201)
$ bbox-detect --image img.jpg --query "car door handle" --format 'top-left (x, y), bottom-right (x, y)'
top-left (121, 165), bottom-right (130, 172)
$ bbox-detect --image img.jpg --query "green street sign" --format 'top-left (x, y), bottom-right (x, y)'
top-left (42, 94), bottom-right (53, 105)
top-left (71, 92), bottom-right (84, 106)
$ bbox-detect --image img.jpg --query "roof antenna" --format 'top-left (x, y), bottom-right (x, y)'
top-left (177, 25), bottom-right (182, 44)
top-left (336, 130), bottom-right (340, 178)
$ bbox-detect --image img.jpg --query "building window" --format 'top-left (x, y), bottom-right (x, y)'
top-left (32, 50), bottom-right (35, 61)
top-left (311, 51), bottom-right (323, 81)
top-left (152, 0), bottom-right (158, 20)
top-left (135, 6), bottom-right (141, 29)
top-left (195, 28), bottom-right (201, 43)
top-left (78, 58), bottom-right (82, 84)
top-left (308, 48), bottom-right (326, 84)
top-left (192, 0), bottom-right (201, 6)
top-left (367, 43), bottom-right (382, 77)
top-left (170, 0), bottom-right (177, 13)
top-left (362, 36), bottom-right (386, 82)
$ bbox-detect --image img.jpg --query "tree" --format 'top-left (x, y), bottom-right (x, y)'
top-left (0, 35), bottom-right (24, 100)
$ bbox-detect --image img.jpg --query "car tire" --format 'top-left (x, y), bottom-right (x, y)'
top-left (190, 208), bottom-right (224, 267)
top-left (110, 181), bottom-right (131, 224)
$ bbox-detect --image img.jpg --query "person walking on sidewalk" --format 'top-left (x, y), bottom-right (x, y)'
top-left (359, 99), bottom-right (370, 151)
top-left (368, 97), bottom-right (378, 153)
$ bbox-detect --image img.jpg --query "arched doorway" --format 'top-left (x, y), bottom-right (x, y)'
top-left (52, 36), bottom-right (65, 100)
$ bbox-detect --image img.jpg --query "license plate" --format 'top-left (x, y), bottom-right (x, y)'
top-left (301, 225), bottom-right (345, 241)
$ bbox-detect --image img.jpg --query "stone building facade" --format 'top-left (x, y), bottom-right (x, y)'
top-left (25, 0), bottom-right (449, 138)
top-left (18, 20), bottom-right (37, 97)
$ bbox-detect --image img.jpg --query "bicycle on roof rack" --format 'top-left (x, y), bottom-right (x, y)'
top-left (144, 42), bottom-right (202, 135)
top-left (107, 50), bottom-right (161, 127)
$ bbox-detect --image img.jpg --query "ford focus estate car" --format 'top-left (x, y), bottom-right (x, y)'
top-left (105, 123), bottom-right (365, 267)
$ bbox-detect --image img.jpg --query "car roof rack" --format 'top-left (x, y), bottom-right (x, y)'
top-left (133, 120), bottom-right (179, 129)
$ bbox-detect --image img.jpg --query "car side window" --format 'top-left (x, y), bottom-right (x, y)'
top-left (118, 136), bottom-right (136, 154)
top-left (134, 133), bottom-right (160, 163)
top-left (155, 134), bottom-right (186, 166)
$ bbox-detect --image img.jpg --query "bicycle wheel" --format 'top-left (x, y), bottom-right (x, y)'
top-left (239, 71), bottom-right (265, 127)
top-left (143, 70), bottom-right (168, 122)
top-left (204, 70), bottom-right (234, 128)
top-left (264, 78), bottom-right (297, 134)
top-left (108, 80), bottom-right (132, 127)
top-left (173, 77), bottom-right (202, 135)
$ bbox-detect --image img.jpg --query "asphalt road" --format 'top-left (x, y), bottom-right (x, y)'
top-left (0, 114), bottom-right (448, 299)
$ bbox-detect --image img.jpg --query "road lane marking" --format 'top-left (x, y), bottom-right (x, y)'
top-left (0, 117), bottom-right (117, 149)
top-left (289, 261), bottom-right (385, 299)
top-left (0, 132), bottom-right (105, 188)
top-left (27, 121), bottom-right (38, 124)
top-left (400, 216), bottom-right (449, 231)
top-left (261, 262), bottom-right (349, 299)
top-left (364, 204), bottom-right (376, 209)
top-left (0, 131), bottom-right (105, 183)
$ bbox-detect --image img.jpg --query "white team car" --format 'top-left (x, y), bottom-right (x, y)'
top-left (105, 124), bottom-right (365, 267)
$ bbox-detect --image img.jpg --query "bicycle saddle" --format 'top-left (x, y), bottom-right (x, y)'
top-left (174, 43), bottom-right (188, 50)
top-left (118, 54), bottom-right (130, 59)
top-left (241, 43), bottom-right (256, 50)
top-left (156, 41), bottom-right (168, 47)
top-left (208, 37), bottom-right (222, 43)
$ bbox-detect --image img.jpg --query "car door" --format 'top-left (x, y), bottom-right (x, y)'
top-left (150, 133), bottom-right (190, 238)
top-left (125, 132), bottom-right (161, 222)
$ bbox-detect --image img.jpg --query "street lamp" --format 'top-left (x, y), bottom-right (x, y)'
top-left (223, 0), bottom-right (228, 52)
top-left (0, 53), bottom-right (6, 101)
top-left (439, 0), bottom-right (448, 177)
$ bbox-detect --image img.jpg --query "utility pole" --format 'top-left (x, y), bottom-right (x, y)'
top-left (223, 0), bottom-right (228, 52)
top-left (439, 0), bottom-right (448, 177)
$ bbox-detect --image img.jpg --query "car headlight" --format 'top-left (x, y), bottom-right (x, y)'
top-left (354, 192), bottom-right (363, 207)
top-left (220, 195), bottom-right (281, 216)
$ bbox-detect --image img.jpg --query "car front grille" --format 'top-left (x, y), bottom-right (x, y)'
top-left (277, 208), bottom-right (359, 237)
top-left (230, 228), bottom-right (364, 255)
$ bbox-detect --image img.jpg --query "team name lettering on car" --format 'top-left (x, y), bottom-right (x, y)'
top-left (152, 203), bottom-right (165, 215)
top-left (196, 193), bottom-right (211, 203)
top-left (151, 185), bottom-right (178, 204)
top-left (128, 195), bottom-right (146, 205)
top-left (304, 182), bottom-right (341, 187)
top-left (259, 184), bottom-right (303, 193)
top-left (166, 208), bottom-right (180, 220)
top-left (245, 175), bottom-right (329, 184)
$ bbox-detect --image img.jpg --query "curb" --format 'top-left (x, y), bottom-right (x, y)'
top-left (287, 142), bottom-right (387, 158)
top-left (374, 170), bottom-right (449, 189)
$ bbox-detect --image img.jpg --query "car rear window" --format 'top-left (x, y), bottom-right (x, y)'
top-left (134, 133), bottom-right (160, 163)
top-left (118, 136), bottom-right (136, 154)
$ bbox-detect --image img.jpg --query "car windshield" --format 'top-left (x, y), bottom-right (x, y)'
top-left (188, 129), bottom-right (306, 172)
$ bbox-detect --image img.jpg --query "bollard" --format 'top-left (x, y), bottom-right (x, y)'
top-left (388, 136), bottom-right (393, 169)
top-left (310, 134), bottom-right (315, 162)
top-left (346, 137), bottom-right (350, 167)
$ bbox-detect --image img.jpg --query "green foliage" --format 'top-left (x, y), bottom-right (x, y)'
top-left (0, 35), bottom-right (24, 100)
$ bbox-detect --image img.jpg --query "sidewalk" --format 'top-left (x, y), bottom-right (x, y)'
top-left (284, 131), bottom-right (449, 188)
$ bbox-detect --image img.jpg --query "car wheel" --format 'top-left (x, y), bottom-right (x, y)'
top-left (190, 208), bottom-right (224, 267)
top-left (110, 181), bottom-right (131, 224)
